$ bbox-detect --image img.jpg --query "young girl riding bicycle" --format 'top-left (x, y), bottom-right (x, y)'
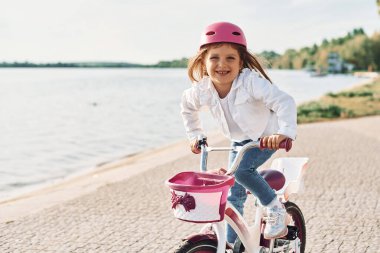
top-left (180, 22), bottom-right (297, 245)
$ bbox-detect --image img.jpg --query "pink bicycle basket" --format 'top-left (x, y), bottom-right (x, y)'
top-left (166, 171), bottom-right (235, 223)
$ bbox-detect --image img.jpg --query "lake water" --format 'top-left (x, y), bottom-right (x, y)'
top-left (0, 68), bottom-right (368, 199)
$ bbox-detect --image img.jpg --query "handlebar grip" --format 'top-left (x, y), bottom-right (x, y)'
top-left (260, 138), bottom-right (292, 152)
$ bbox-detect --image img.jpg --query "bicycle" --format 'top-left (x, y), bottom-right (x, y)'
top-left (166, 137), bottom-right (309, 253)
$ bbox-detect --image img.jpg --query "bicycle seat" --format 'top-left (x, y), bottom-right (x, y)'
top-left (259, 169), bottom-right (285, 191)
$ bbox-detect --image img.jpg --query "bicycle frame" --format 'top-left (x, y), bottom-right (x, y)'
top-left (196, 139), bottom-right (304, 253)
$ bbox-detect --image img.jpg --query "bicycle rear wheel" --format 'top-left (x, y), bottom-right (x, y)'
top-left (174, 239), bottom-right (219, 253)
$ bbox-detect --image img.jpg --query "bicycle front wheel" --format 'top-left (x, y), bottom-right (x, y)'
top-left (284, 201), bottom-right (306, 253)
top-left (174, 239), bottom-right (220, 253)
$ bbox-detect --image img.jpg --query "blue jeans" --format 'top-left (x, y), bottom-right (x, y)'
top-left (226, 139), bottom-right (276, 243)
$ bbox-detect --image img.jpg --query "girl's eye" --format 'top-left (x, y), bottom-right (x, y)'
top-left (210, 56), bottom-right (218, 60)
top-left (227, 57), bottom-right (235, 60)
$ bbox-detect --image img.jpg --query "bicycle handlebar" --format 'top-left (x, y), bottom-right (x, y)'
top-left (227, 138), bottom-right (292, 175)
top-left (197, 136), bottom-right (292, 175)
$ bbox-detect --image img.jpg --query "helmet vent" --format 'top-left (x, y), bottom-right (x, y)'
top-left (232, 32), bottom-right (241, 36)
top-left (206, 31), bottom-right (215, 36)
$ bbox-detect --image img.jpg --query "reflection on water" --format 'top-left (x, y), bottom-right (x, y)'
top-left (0, 68), bottom-right (367, 198)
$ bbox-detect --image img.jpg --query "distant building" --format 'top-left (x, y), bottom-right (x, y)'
top-left (328, 52), bottom-right (343, 73)
top-left (327, 52), bottom-right (355, 73)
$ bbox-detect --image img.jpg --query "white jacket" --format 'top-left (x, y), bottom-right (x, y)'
top-left (180, 68), bottom-right (297, 141)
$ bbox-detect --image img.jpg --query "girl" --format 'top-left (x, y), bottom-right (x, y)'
top-left (180, 22), bottom-right (297, 244)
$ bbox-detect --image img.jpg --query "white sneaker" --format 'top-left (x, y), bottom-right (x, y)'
top-left (264, 204), bottom-right (288, 239)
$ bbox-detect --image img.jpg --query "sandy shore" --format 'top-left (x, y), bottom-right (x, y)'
top-left (343, 72), bottom-right (378, 90)
top-left (1, 116), bottom-right (379, 252)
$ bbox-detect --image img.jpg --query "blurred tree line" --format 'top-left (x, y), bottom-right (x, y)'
top-left (264, 28), bottom-right (380, 71)
top-left (150, 58), bottom-right (188, 68)
top-left (0, 61), bottom-right (143, 68)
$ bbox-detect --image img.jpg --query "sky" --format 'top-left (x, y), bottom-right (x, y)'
top-left (0, 0), bottom-right (379, 64)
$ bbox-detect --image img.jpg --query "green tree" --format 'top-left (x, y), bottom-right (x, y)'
top-left (259, 50), bottom-right (280, 65)
top-left (314, 48), bottom-right (329, 70)
top-left (293, 48), bottom-right (311, 69)
top-left (275, 49), bottom-right (297, 69)
top-left (371, 32), bottom-right (380, 69)
top-left (352, 28), bottom-right (365, 36)
top-left (321, 39), bottom-right (329, 47)
top-left (339, 35), bottom-right (374, 70)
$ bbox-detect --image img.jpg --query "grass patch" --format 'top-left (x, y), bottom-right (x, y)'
top-left (297, 76), bottom-right (380, 124)
top-left (326, 90), bottom-right (374, 98)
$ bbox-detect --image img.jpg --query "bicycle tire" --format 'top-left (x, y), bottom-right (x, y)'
top-left (284, 201), bottom-right (306, 253)
top-left (174, 239), bottom-right (221, 253)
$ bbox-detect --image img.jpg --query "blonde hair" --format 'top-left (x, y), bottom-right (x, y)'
top-left (187, 43), bottom-right (272, 84)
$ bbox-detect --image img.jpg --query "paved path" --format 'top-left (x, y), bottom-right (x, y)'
top-left (1, 116), bottom-right (379, 252)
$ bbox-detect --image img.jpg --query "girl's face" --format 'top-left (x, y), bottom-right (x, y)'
top-left (204, 44), bottom-right (242, 90)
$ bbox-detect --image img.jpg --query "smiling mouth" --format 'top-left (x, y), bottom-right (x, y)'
top-left (216, 70), bottom-right (230, 75)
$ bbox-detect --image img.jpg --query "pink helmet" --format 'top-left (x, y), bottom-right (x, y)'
top-left (199, 22), bottom-right (247, 49)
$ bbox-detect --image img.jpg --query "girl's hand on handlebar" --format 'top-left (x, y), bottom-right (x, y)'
top-left (261, 134), bottom-right (288, 150)
top-left (190, 139), bottom-right (207, 154)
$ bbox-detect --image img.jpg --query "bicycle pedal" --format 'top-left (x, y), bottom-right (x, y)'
top-left (283, 225), bottom-right (298, 240)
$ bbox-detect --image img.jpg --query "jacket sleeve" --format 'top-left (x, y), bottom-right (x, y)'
top-left (180, 87), bottom-right (205, 141)
top-left (248, 73), bottom-right (297, 140)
